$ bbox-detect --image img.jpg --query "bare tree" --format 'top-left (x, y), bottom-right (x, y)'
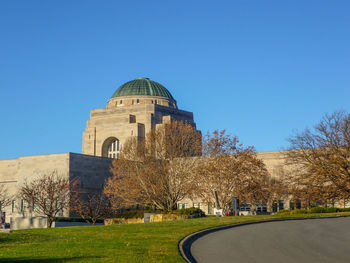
top-left (70, 186), bottom-right (111, 225)
top-left (104, 120), bottom-right (202, 212)
top-left (286, 111), bottom-right (350, 206)
top-left (19, 171), bottom-right (70, 228)
top-left (0, 185), bottom-right (12, 212)
top-left (195, 130), bottom-right (270, 212)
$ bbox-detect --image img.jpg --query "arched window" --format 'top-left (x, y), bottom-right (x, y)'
top-left (102, 137), bottom-right (121, 158)
top-left (107, 139), bottom-right (120, 158)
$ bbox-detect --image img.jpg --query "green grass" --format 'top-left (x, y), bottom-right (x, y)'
top-left (0, 212), bottom-right (349, 262)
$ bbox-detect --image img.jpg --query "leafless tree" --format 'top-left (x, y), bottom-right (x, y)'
top-left (70, 185), bottom-right (111, 225)
top-left (286, 111), bottom-right (350, 206)
top-left (104, 120), bottom-right (202, 212)
top-left (0, 185), bottom-right (12, 212)
top-left (19, 171), bottom-right (70, 228)
top-left (195, 130), bottom-right (270, 212)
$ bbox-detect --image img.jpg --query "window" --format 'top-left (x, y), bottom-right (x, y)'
top-left (155, 100), bottom-right (157, 105)
top-left (240, 203), bottom-right (251, 212)
top-left (108, 139), bottom-right (120, 158)
top-left (199, 203), bottom-right (203, 210)
top-left (289, 201), bottom-right (294, 210)
top-left (12, 200), bottom-right (16, 213)
top-left (272, 202), bottom-right (278, 212)
top-left (278, 200), bottom-right (284, 211)
top-left (256, 203), bottom-right (267, 212)
top-left (57, 201), bottom-right (64, 216)
top-left (129, 115), bottom-right (136, 123)
top-left (193, 203), bottom-right (199, 208)
top-left (137, 99), bottom-right (140, 104)
top-left (33, 202), bottom-right (39, 212)
top-left (21, 200), bottom-right (28, 212)
top-left (120, 100), bottom-right (123, 104)
top-left (178, 203), bottom-right (189, 209)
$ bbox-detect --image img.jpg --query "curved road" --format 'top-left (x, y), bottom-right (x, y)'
top-left (191, 217), bottom-right (350, 263)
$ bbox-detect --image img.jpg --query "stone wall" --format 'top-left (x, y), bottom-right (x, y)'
top-left (104, 218), bottom-right (144, 225)
top-left (149, 214), bottom-right (187, 222)
top-left (0, 153), bottom-right (113, 223)
top-left (104, 214), bottom-right (188, 225)
top-left (69, 153), bottom-right (113, 190)
top-left (256, 150), bottom-right (288, 178)
top-left (10, 216), bottom-right (53, 230)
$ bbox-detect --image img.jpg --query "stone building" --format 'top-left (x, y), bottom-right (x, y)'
top-left (1, 77), bottom-right (311, 222)
top-left (82, 78), bottom-right (196, 158)
top-left (177, 150), bottom-right (289, 214)
top-left (0, 78), bottom-right (198, 222)
top-left (0, 153), bottom-right (113, 221)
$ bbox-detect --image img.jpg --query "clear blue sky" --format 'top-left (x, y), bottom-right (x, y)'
top-left (1, 1), bottom-right (349, 160)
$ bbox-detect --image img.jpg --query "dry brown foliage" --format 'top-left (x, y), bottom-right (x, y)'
top-left (19, 171), bottom-right (70, 227)
top-left (0, 185), bottom-right (12, 211)
top-left (70, 185), bottom-right (111, 225)
top-left (286, 111), bottom-right (350, 207)
top-left (104, 121), bottom-right (202, 212)
top-left (195, 130), bottom-right (270, 212)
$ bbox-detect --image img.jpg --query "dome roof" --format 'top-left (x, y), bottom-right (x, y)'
top-left (111, 78), bottom-right (174, 100)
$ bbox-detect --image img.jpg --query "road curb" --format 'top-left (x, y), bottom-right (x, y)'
top-left (178, 215), bottom-right (348, 263)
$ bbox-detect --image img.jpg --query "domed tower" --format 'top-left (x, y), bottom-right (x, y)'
top-left (108, 78), bottom-right (177, 109)
top-left (82, 78), bottom-right (197, 158)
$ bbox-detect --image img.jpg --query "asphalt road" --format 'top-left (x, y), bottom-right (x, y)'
top-left (191, 217), bottom-right (350, 263)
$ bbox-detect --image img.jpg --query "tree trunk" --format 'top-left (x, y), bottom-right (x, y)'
top-left (47, 217), bottom-right (53, 228)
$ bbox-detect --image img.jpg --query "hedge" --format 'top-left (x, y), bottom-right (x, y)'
top-left (54, 217), bottom-right (104, 223)
top-left (113, 208), bottom-right (206, 219)
top-left (276, 207), bottom-right (350, 215)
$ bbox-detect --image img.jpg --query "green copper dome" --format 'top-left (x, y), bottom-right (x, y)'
top-left (111, 78), bottom-right (174, 100)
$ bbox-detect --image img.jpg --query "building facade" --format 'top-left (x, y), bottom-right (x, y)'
top-left (82, 78), bottom-right (196, 158)
top-left (0, 78), bottom-right (199, 222)
top-left (0, 77), bottom-right (306, 222)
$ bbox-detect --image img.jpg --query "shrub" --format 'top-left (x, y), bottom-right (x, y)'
top-left (54, 217), bottom-right (104, 223)
top-left (290, 209), bottom-right (308, 214)
top-left (276, 209), bottom-right (290, 215)
top-left (171, 208), bottom-right (205, 218)
top-left (324, 207), bottom-right (337, 213)
top-left (335, 207), bottom-right (350, 212)
top-left (113, 208), bottom-right (206, 219)
top-left (114, 210), bottom-right (159, 219)
top-left (309, 206), bottom-right (327, 213)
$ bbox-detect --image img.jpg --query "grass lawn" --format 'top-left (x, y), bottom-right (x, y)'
top-left (0, 212), bottom-right (349, 262)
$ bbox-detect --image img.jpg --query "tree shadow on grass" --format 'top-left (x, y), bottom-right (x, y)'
top-left (0, 256), bottom-right (103, 262)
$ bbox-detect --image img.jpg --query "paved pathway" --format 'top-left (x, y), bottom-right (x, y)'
top-left (191, 217), bottom-right (350, 263)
